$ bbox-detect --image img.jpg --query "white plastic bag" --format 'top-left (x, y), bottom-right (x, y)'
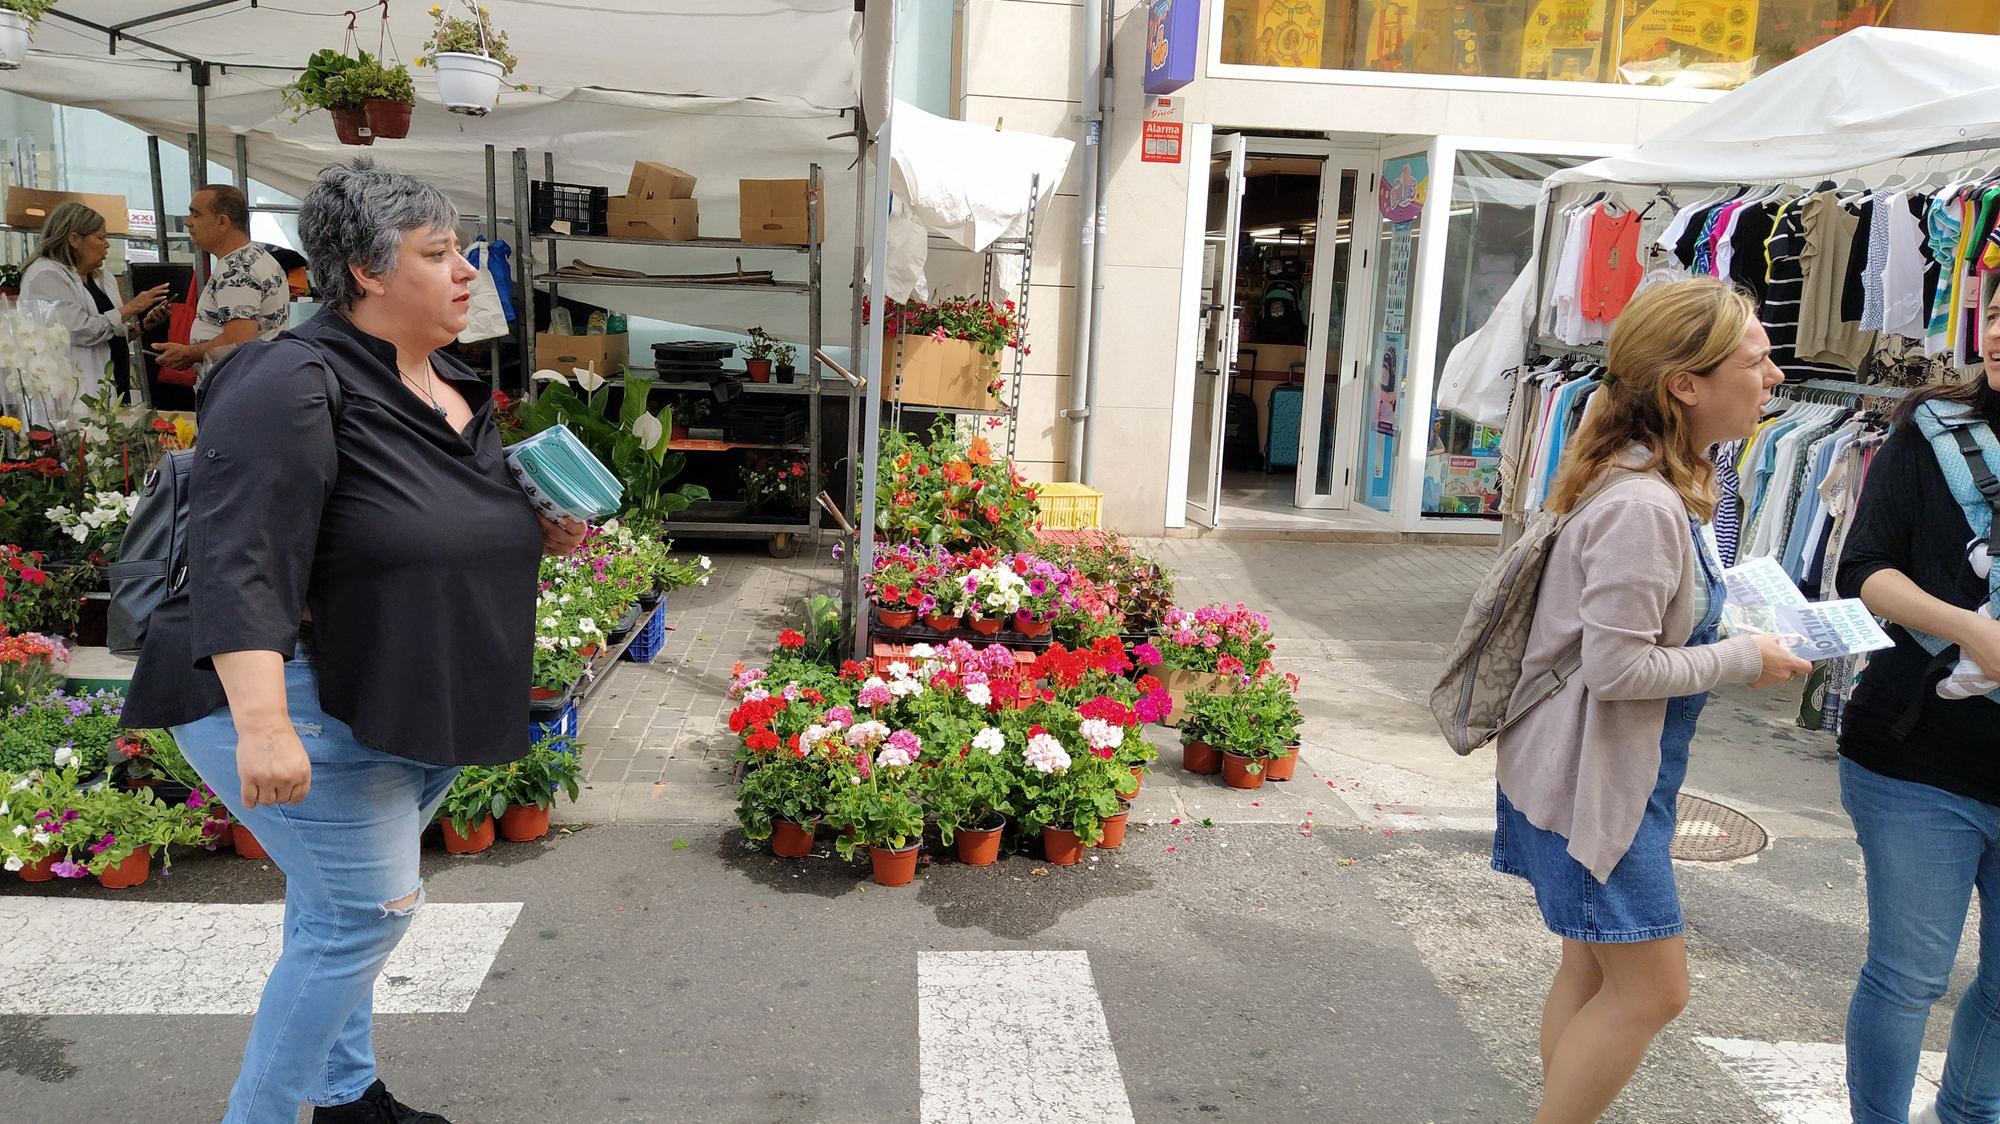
top-left (1437, 266), bottom-right (1534, 427)
top-left (459, 240), bottom-right (509, 344)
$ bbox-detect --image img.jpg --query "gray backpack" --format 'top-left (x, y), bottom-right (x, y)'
top-left (1429, 484), bottom-right (1610, 755)
top-left (106, 350), bottom-right (343, 657)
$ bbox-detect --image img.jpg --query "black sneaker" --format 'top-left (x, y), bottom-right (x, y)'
top-left (312, 1079), bottom-right (451, 1124)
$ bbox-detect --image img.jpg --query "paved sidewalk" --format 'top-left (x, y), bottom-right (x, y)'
top-left (559, 537), bottom-right (1501, 827)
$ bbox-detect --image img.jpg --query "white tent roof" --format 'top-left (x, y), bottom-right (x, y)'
top-left (1550, 28), bottom-right (2000, 188)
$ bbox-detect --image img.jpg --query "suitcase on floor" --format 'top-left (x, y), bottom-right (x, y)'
top-left (1265, 384), bottom-right (1304, 470)
top-left (1222, 390), bottom-right (1262, 472)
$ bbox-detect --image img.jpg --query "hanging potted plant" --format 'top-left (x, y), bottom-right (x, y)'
top-left (742, 327), bottom-right (778, 384)
top-left (497, 734), bottom-right (583, 842)
top-left (419, 3), bottom-right (519, 117)
top-left (345, 54), bottom-right (417, 140)
top-left (0, 1), bottom-right (56, 71)
top-left (281, 49), bottom-right (372, 146)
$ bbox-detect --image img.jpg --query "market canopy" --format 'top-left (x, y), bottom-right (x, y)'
top-left (1547, 27), bottom-right (2000, 189)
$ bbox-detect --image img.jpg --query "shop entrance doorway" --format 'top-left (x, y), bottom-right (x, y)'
top-left (1184, 133), bottom-right (1381, 531)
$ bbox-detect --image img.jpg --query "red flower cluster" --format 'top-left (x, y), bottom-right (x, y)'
top-left (1031, 638), bottom-right (1133, 689)
top-left (745, 727), bottom-right (780, 753)
top-left (777, 629), bottom-right (806, 650)
top-left (0, 457), bottom-right (66, 478)
top-left (1078, 695), bottom-right (1138, 728)
top-left (728, 696), bottom-right (786, 734)
top-left (840, 659), bottom-right (870, 681)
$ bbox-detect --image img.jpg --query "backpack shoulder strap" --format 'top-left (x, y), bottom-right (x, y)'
top-left (1912, 400), bottom-right (2000, 542)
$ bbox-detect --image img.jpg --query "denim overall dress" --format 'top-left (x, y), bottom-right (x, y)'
top-left (1492, 516), bottom-right (1726, 943)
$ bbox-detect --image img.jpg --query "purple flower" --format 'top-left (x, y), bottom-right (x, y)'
top-left (831, 542), bottom-right (844, 561)
top-left (49, 859), bottom-right (85, 879)
top-left (87, 833), bottom-right (116, 855)
top-left (1027, 577), bottom-right (1049, 597)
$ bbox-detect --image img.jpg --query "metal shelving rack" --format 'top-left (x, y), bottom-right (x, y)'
top-left (886, 175), bottom-right (1040, 460)
top-left (513, 152), bottom-right (833, 557)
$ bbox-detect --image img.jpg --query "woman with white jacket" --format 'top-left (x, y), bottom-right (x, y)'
top-left (17, 201), bottom-right (170, 405)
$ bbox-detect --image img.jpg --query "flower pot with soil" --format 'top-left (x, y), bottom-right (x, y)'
top-left (953, 813), bottom-right (1006, 867)
top-left (364, 98), bottom-right (413, 139)
top-left (17, 853), bottom-right (57, 882)
top-left (232, 823), bottom-right (269, 859)
top-left (968, 616), bottom-right (1003, 636)
top-left (869, 842), bottom-right (920, 887)
top-left (1221, 752), bottom-right (1267, 790)
top-left (1264, 744), bottom-right (1300, 782)
top-left (923, 612), bottom-right (961, 633)
top-left (1096, 805), bottom-right (1132, 849)
top-left (441, 814), bottom-right (496, 854)
top-left (430, 51), bottom-right (506, 114)
top-left (1014, 612), bottom-right (1051, 638)
top-left (769, 818), bottom-right (817, 859)
top-left (498, 803), bottom-right (551, 842)
top-left (97, 846), bottom-right (153, 889)
top-left (1041, 825), bottom-right (1085, 866)
top-left (330, 105), bottom-right (375, 146)
top-left (876, 605), bottom-right (917, 630)
top-left (1180, 738), bottom-right (1221, 776)
top-left (745, 358), bottom-right (773, 384)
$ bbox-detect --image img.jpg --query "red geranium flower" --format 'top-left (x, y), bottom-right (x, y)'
top-left (777, 629), bottom-right (806, 650)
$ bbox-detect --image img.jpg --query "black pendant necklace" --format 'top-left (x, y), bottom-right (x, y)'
top-left (402, 366), bottom-right (447, 418)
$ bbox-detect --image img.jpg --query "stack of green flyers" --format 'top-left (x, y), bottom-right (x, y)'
top-left (504, 424), bottom-right (624, 522)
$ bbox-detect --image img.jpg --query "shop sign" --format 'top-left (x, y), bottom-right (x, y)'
top-left (1621, 0), bottom-right (1758, 66)
top-left (1141, 98), bottom-right (1184, 165)
top-left (1143, 0), bottom-right (1202, 94)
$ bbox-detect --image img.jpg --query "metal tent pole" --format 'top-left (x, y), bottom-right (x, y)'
top-left (851, 23), bottom-right (897, 663)
top-left (146, 136), bottom-right (168, 263)
top-left (484, 143), bottom-right (501, 390)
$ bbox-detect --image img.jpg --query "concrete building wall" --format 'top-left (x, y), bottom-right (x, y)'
top-left (955, 0), bottom-right (1715, 534)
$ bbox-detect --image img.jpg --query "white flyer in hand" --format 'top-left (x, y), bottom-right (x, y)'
top-left (1720, 557), bottom-right (1892, 662)
top-left (1721, 557), bottom-right (1808, 611)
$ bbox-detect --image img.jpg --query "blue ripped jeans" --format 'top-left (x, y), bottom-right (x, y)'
top-left (174, 647), bottom-right (459, 1124)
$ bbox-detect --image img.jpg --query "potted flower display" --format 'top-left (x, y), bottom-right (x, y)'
top-left (875, 422), bottom-right (1040, 552)
top-left (1008, 717), bottom-right (1124, 864)
top-left (1, 688), bottom-right (123, 777)
top-left (0, 629), bottom-right (68, 707)
top-left (1, 767), bottom-right (90, 880)
top-left (866, 294), bottom-right (1023, 412)
top-left (1009, 553), bottom-right (1065, 638)
top-left (825, 722), bottom-right (926, 886)
top-left (866, 548), bottom-right (929, 630)
top-left (955, 563), bottom-right (1027, 636)
top-left (1148, 603), bottom-right (1276, 727)
top-left (0, 0), bottom-right (57, 70)
top-left (740, 455), bottom-right (810, 517)
top-left (773, 342), bottom-right (799, 384)
top-left (419, 3), bottom-right (519, 116)
top-left (343, 53), bottom-right (418, 140)
top-left (1181, 672), bottom-right (1301, 789)
top-left (75, 783), bottom-right (208, 888)
top-left (735, 726), bottom-right (841, 859)
top-left (437, 765), bottom-right (506, 854)
top-left (1176, 687), bottom-right (1229, 777)
top-left (497, 734), bottom-right (583, 842)
top-left (742, 327), bottom-right (778, 383)
top-left (281, 49), bottom-right (374, 145)
top-left (919, 725), bottom-right (1015, 866)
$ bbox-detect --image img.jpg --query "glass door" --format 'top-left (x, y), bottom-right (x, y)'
top-left (1354, 141), bottom-right (1431, 514)
top-left (1295, 156), bottom-right (1375, 509)
top-left (1184, 132), bottom-right (1247, 529)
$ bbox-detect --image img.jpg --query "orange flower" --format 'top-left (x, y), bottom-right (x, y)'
top-left (942, 461), bottom-right (973, 485)
top-left (967, 435), bottom-right (994, 467)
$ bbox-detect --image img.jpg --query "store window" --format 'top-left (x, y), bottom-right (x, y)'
top-left (1422, 149), bottom-right (1592, 518)
top-left (1218, 0), bottom-right (2000, 90)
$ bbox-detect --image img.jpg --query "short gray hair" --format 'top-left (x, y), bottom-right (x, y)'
top-left (300, 156), bottom-right (459, 311)
top-left (33, 201), bottom-right (107, 271)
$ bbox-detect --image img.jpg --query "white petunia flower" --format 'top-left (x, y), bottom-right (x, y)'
top-left (10, 825), bottom-right (25, 838)
top-left (52, 745), bottom-right (74, 768)
top-left (972, 727), bottom-right (1005, 754)
top-left (31, 831), bottom-right (50, 846)
top-left (2, 856), bottom-right (20, 872)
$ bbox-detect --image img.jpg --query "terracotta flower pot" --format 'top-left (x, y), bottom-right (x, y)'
top-left (330, 105), bottom-right (375, 146)
top-left (1015, 615), bottom-right (1050, 638)
top-left (1126, 766), bottom-right (1145, 797)
top-left (869, 842), bottom-right (920, 886)
top-left (442, 815), bottom-right (496, 854)
top-left (968, 617), bottom-right (1003, 636)
top-left (580, 642), bottom-right (602, 659)
top-left (770, 818), bottom-right (817, 858)
top-left (1042, 826), bottom-right (1085, 866)
top-left (18, 854), bottom-right (57, 882)
top-left (1096, 808), bottom-right (1131, 849)
top-left (923, 612), bottom-right (961, 633)
top-left (97, 846), bottom-right (153, 889)
top-left (1181, 739), bottom-right (1222, 776)
top-left (530, 685), bottom-right (564, 702)
top-left (231, 823), bottom-right (268, 859)
top-left (877, 606), bottom-right (917, 630)
top-left (499, 804), bottom-right (551, 842)
top-left (746, 358), bottom-right (773, 383)
top-left (363, 98), bottom-right (413, 139)
top-left (955, 816), bottom-right (1005, 867)
top-left (1264, 745), bottom-right (1299, 782)
top-left (1222, 752), bottom-right (1267, 790)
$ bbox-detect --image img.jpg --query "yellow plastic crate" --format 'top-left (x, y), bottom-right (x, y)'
top-left (1035, 482), bottom-right (1104, 530)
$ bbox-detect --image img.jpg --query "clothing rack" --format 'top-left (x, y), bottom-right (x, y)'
top-left (1790, 378), bottom-right (1911, 400)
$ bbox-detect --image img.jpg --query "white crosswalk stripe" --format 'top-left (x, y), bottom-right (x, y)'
top-left (1699, 1038), bottom-right (1946, 1123)
top-left (918, 950), bottom-right (1136, 1124)
top-left (0, 899), bottom-right (523, 1015)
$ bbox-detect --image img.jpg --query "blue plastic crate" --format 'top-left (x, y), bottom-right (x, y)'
top-left (622, 600), bottom-right (667, 663)
top-left (530, 699), bottom-right (579, 746)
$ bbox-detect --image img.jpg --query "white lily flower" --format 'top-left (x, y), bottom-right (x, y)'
top-left (532, 368), bottom-right (569, 385)
top-left (574, 366), bottom-right (606, 392)
top-left (631, 411), bottom-right (665, 449)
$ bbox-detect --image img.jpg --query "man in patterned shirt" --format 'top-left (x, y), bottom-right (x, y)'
top-left (151, 184), bottom-right (289, 385)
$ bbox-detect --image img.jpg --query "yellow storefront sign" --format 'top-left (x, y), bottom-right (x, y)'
top-left (1620, 0), bottom-right (1759, 64)
top-left (1518, 0), bottom-right (1610, 82)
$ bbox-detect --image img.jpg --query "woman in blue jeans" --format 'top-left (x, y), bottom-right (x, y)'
top-left (1836, 288), bottom-right (2000, 1124)
top-left (120, 157), bottom-right (583, 1124)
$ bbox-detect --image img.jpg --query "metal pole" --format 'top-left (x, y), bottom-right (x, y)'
top-left (233, 132), bottom-right (248, 191)
top-left (1078, 0), bottom-right (1114, 486)
top-left (186, 133), bottom-right (207, 287)
top-left (844, 114), bottom-right (868, 654)
top-left (851, 22), bottom-right (897, 662)
top-left (1064, 0), bottom-right (1107, 484)
top-left (146, 135), bottom-right (168, 264)
top-left (192, 62), bottom-right (211, 183)
top-left (807, 162), bottom-right (823, 547)
top-left (485, 144), bottom-right (500, 390)
top-left (512, 148), bottom-right (534, 393)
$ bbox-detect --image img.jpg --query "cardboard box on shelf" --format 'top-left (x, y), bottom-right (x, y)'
top-left (536, 331), bottom-right (630, 376)
top-left (607, 195), bottom-right (698, 241)
top-left (628, 162), bottom-right (696, 201)
top-left (739, 178), bottom-right (816, 245)
top-left (882, 335), bottom-right (1001, 412)
top-left (6, 187), bottom-right (131, 235)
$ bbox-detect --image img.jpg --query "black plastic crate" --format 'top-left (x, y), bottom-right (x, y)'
top-left (726, 404), bottom-right (808, 445)
top-left (531, 181), bottom-right (609, 236)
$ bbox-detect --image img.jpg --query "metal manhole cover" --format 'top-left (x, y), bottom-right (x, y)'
top-left (1672, 794), bottom-right (1767, 862)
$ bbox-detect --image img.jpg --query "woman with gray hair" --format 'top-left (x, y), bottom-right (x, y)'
top-left (17, 200), bottom-right (171, 404)
top-left (121, 157), bottom-right (585, 1124)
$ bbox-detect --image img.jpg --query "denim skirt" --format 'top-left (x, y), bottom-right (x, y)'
top-left (1492, 689), bottom-right (1708, 944)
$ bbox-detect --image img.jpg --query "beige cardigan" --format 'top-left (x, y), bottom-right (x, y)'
top-left (1496, 468), bottom-right (1763, 884)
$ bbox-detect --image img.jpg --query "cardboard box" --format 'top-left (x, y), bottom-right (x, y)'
top-left (6, 187), bottom-right (131, 235)
top-left (536, 331), bottom-right (630, 377)
top-left (1154, 667), bottom-right (1239, 729)
top-left (882, 335), bottom-right (1001, 412)
top-left (628, 161), bottom-right (696, 201)
top-left (607, 195), bottom-right (698, 241)
top-left (739, 178), bottom-right (816, 245)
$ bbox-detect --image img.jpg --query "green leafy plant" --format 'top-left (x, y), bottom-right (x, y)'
top-left (0, 689), bottom-right (122, 775)
top-left (825, 766), bottom-right (925, 859)
top-left (0, 766), bottom-right (92, 873)
top-left (438, 765), bottom-right (509, 837)
top-left (334, 54), bottom-right (415, 103)
top-left (418, 4), bottom-right (519, 74)
top-left (918, 727), bottom-right (1016, 845)
top-left (735, 751), bottom-right (836, 842)
top-left (1004, 711), bottom-right (1124, 847)
top-left (773, 342), bottom-right (798, 371)
top-left (500, 735), bottom-right (583, 810)
top-left (0, 263), bottom-right (22, 290)
top-left (876, 421), bottom-right (1039, 551)
top-left (742, 327), bottom-right (779, 362)
top-left (521, 371), bottom-right (709, 519)
top-left (0, 1), bottom-right (60, 24)
top-left (531, 642), bottom-right (587, 695)
top-left (281, 49), bottom-right (368, 119)
top-left (73, 782), bottom-right (209, 875)
top-left (798, 592), bottom-right (844, 665)
top-left (1181, 672), bottom-right (1300, 763)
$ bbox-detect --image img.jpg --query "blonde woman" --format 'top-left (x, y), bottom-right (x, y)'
top-left (18, 201), bottom-right (171, 403)
top-left (1494, 277), bottom-right (1809, 1123)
